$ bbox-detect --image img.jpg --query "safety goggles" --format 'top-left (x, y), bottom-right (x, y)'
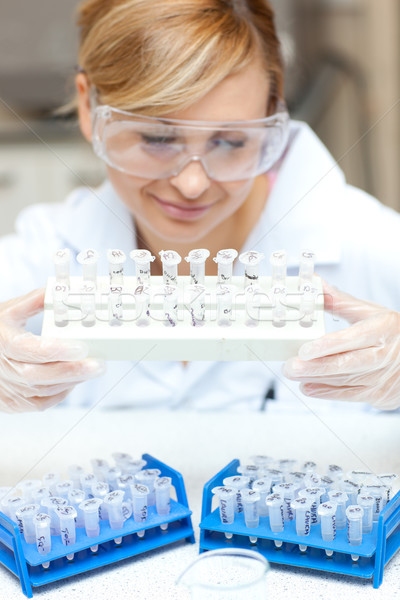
top-left (92, 102), bottom-right (289, 183)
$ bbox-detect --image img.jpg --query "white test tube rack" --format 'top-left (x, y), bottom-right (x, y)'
top-left (199, 459), bottom-right (400, 589)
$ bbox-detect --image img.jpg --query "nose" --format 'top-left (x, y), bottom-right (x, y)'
top-left (169, 158), bottom-right (211, 199)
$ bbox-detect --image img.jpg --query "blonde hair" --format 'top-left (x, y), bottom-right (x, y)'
top-left (76, 0), bottom-right (284, 116)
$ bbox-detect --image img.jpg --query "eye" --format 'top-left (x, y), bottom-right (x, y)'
top-left (141, 134), bottom-right (178, 145)
top-left (209, 136), bottom-right (246, 150)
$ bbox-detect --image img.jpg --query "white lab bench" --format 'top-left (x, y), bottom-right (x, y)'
top-left (1, 407), bottom-right (400, 600)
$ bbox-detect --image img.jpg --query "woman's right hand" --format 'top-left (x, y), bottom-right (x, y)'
top-left (0, 289), bottom-right (105, 413)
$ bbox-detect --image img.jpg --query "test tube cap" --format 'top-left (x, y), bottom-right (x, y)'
top-left (130, 249), bottom-right (155, 263)
top-left (184, 249), bottom-right (210, 263)
top-left (77, 249), bottom-right (99, 264)
top-left (107, 249), bottom-right (126, 263)
top-left (213, 248), bottom-right (238, 264)
top-left (159, 250), bottom-right (182, 265)
top-left (239, 250), bottom-right (265, 265)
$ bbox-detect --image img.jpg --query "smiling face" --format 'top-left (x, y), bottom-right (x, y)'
top-left (77, 59), bottom-right (270, 253)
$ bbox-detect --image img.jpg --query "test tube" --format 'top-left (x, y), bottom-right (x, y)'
top-left (216, 285), bottom-right (233, 327)
top-left (241, 489), bottom-right (261, 543)
top-left (116, 474), bottom-right (135, 501)
top-left (359, 485), bottom-right (386, 521)
top-left (91, 481), bottom-right (110, 520)
top-left (35, 513), bottom-right (52, 569)
top-left (187, 284), bottom-right (206, 326)
top-left (357, 495), bottom-right (374, 534)
top-left (244, 285), bottom-right (261, 327)
top-left (55, 481), bottom-right (74, 501)
top-left (162, 285), bottom-right (178, 327)
top-left (109, 285), bottom-right (123, 325)
top-left (328, 490), bottom-right (348, 529)
top-left (16, 504), bottom-right (40, 543)
top-left (212, 486), bottom-right (235, 539)
top-left (79, 498), bottom-right (103, 552)
top-left (184, 249), bottom-right (210, 285)
top-left (133, 285), bottom-right (151, 327)
top-left (131, 483), bottom-right (149, 538)
top-left (297, 488), bottom-right (325, 525)
top-left (159, 250), bottom-right (182, 286)
top-left (68, 489), bottom-right (86, 528)
top-left (112, 452), bottom-right (133, 468)
top-left (77, 248), bottom-right (99, 284)
top-left (264, 469), bottom-right (285, 488)
top-left (7, 497), bottom-right (29, 527)
top-left (346, 505), bottom-right (364, 561)
top-left (130, 249), bottom-right (155, 284)
top-left (273, 483), bottom-right (297, 521)
top-left (80, 473), bottom-right (98, 498)
top-left (287, 472), bottom-right (307, 492)
top-left (237, 464), bottom-right (258, 487)
top-left (318, 501), bottom-right (337, 556)
top-left (347, 470), bottom-right (376, 486)
top-left (341, 479), bottom-right (360, 505)
top-left (213, 249), bottom-right (238, 284)
top-left (271, 282), bottom-right (286, 328)
top-left (277, 459), bottom-right (297, 476)
top-left (239, 250), bottom-right (265, 287)
top-left (42, 496), bottom-right (67, 535)
top-left (154, 476), bottom-right (172, 517)
top-left (18, 479), bottom-right (42, 503)
top-left (303, 461), bottom-right (317, 473)
top-left (303, 472), bottom-right (322, 489)
top-left (90, 459), bottom-right (110, 482)
top-left (251, 455), bottom-right (273, 471)
top-left (122, 459), bottom-right (147, 477)
top-left (68, 465), bottom-right (85, 489)
top-left (265, 492), bottom-right (284, 548)
top-left (222, 476), bottom-right (250, 513)
top-left (377, 473), bottom-right (398, 502)
top-left (52, 283), bottom-right (69, 327)
top-left (299, 285), bottom-right (317, 328)
top-left (298, 250), bottom-right (315, 290)
top-left (42, 472), bottom-right (60, 494)
top-left (252, 478), bottom-right (272, 517)
top-left (56, 505), bottom-right (78, 560)
top-left (33, 487), bottom-right (52, 512)
top-left (53, 248), bottom-right (71, 288)
top-left (104, 466), bottom-right (122, 492)
top-left (291, 497), bottom-right (312, 551)
top-left (327, 464), bottom-right (344, 482)
top-left (103, 490), bottom-right (126, 544)
top-left (135, 469), bottom-right (161, 506)
top-left (80, 281), bottom-right (96, 327)
top-left (107, 249), bottom-right (126, 286)
top-left (320, 476), bottom-right (335, 499)
top-left (270, 250), bottom-right (287, 286)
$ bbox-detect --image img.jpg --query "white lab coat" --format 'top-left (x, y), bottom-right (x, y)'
top-left (1, 121), bottom-right (400, 411)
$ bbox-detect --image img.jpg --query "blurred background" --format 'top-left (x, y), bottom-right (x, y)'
top-left (0, 0), bottom-right (399, 236)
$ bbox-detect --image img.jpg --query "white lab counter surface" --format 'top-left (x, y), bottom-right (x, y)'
top-left (1, 406), bottom-right (400, 600)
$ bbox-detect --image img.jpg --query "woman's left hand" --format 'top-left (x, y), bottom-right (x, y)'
top-left (283, 281), bottom-right (400, 410)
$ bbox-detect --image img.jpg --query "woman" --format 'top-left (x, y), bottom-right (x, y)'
top-left (1, 0), bottom-right (399, 412)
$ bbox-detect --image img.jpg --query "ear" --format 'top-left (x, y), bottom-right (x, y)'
top-left (76, 73), bottom-right (93, 142)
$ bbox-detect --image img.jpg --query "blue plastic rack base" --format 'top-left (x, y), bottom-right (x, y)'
top-left (0, 454), bottom-right (195, 598)
top-left (199, 459), bottom-right (400, 588)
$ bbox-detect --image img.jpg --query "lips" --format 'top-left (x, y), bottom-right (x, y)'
top-left (151, 195), bottom-right (214, 221)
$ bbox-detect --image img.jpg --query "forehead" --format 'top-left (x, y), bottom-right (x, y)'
top-left (163, 61), bottom-right (270, 123)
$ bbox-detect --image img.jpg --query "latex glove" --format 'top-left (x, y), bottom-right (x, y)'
top-left (0, 289), bottom-right (105, 413)
top-left (283, 281), bottom-right (400, 410)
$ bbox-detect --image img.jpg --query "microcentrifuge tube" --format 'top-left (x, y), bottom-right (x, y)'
top-left (187, 284), bottom-right (206, 326)
top-left (52, 283), bottom-right (69, 327)
top-left (346, 505), bottom-right (364, 560)
top-left (135, 469), bottom-right (161, 506)
top-left (320, 476), bottom-right (335, 498)
top-left (90, 459), bottom-right (109, 482)
top-left (318, 501), bottom-right (337, 557)
top-left (299, 286), bottom-right (316, 328)
top-left (162, 285), bottom-right (178, 327)
top-left (80, 472), bottom-right (98, 498)
top-left (68, 465), bottom-right (85, 489)
top-left (68, 489), bottom-right (86, 528)
top-left (265, 492), bottom-right (284, 548)
top-left (103, 490), bottom-right (126, 544)
top-left (42, 496), bottom-right (67, 535)
top-left (347, 470), bottom-right (375, 486)
top-left (303, 472), bottom-right (322, 489)
top-left (53, 248), bottom-right (71, 288)
top-left (328, 490), bottom-right (348, 529)
top-left (122, 459), bottom-right (147, 476)
top-left (184, 249), bottom-right (210, 285)
top-left (251, 455), bottom-right (273, 471)
top-left (154, 476), bottom-right (172, 516)
top-left (212, 486), bottom-right (235, 539)
top-left (327, 465), bottom-right (343, 482)
top-left (131, 483), bottom-right (149, 538)
top-left (303, 461), bottom-right (317, 473)
top-left (79, 498), bottom-right (103, 552)
top-left (241, 489), bottom-right (261, 543)
top-left (216, 285), bottom-right (233, 327)
top-left (273, 483), bottom-right (296, 521)
top-left (377, 473), bottom-right (398, 502)
top-left (239, 250), bottom-right (265, 287)
top-left (80, 281), bottom-right (96, 327)
top-left (159, 250), bottom-right (182, 286)
top-left (130, 249), bottom-right (155, 284)
top-left (359, 485), bottom-right (386, 522)
top-left (109, 285), bottom-right (123, 325)
top-left (297, 488), bottom-right (325, 525)
top-left (56, 505), bottom-right (78, 560)
top-left (77, 249), bottom-right (99, 284)
top-left (341, 479), bottom-right (360, 505)
top-left (244, 285), bottom-right (261, 327)
top-left (55, 481), bottom-right (74, 501)
top-left (213, 249), bottom-right (238, 284)
top-left (35, 513), bottom-right (52, 568)
top-left (116, 474), bottom-right (135, 501)
top-left (287, 472), bottom-right (307, 491)
top-left (18, 480), bottom-right (42, 503)
top-left (270, 250), bottom-right (287, 286)
top-left (291, 497), bottom-right (312, 551)
top-left (264, 469), bottom-right (285, 488)
top-left (33, 487), bottom-right (52, 512)
top-left (252, 478), bottom-right (272, 517)
top-left (112, 452), bottom-right (133, 468)
top-left (91, 481), bottom-right (110, 520)
top-left (298, 250), bottom-right (315, 291)
top-left (104, 466), bottom-right (122, 492)
top-left (134, 284), bottom-right (151, 327)
top-left (357, 495), bottom-right (374, 534)
top-left (237, 464), bottom-right (258, 487)
top-left (277, 459), bottom-right (297, 475)
top-left (16, 504), bottom-right (40, 544)
top-left (222, 476), bottom-right (250, 513)
top-left (107, 249), bottom-right (126, 286)
top-left (271, 282), bottom-right (286, 328)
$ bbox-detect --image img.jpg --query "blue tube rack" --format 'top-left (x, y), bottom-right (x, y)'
top-left (0, 454), bottom-right (195, 598)
top-left (199, 459), bottom-right (400, 588)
